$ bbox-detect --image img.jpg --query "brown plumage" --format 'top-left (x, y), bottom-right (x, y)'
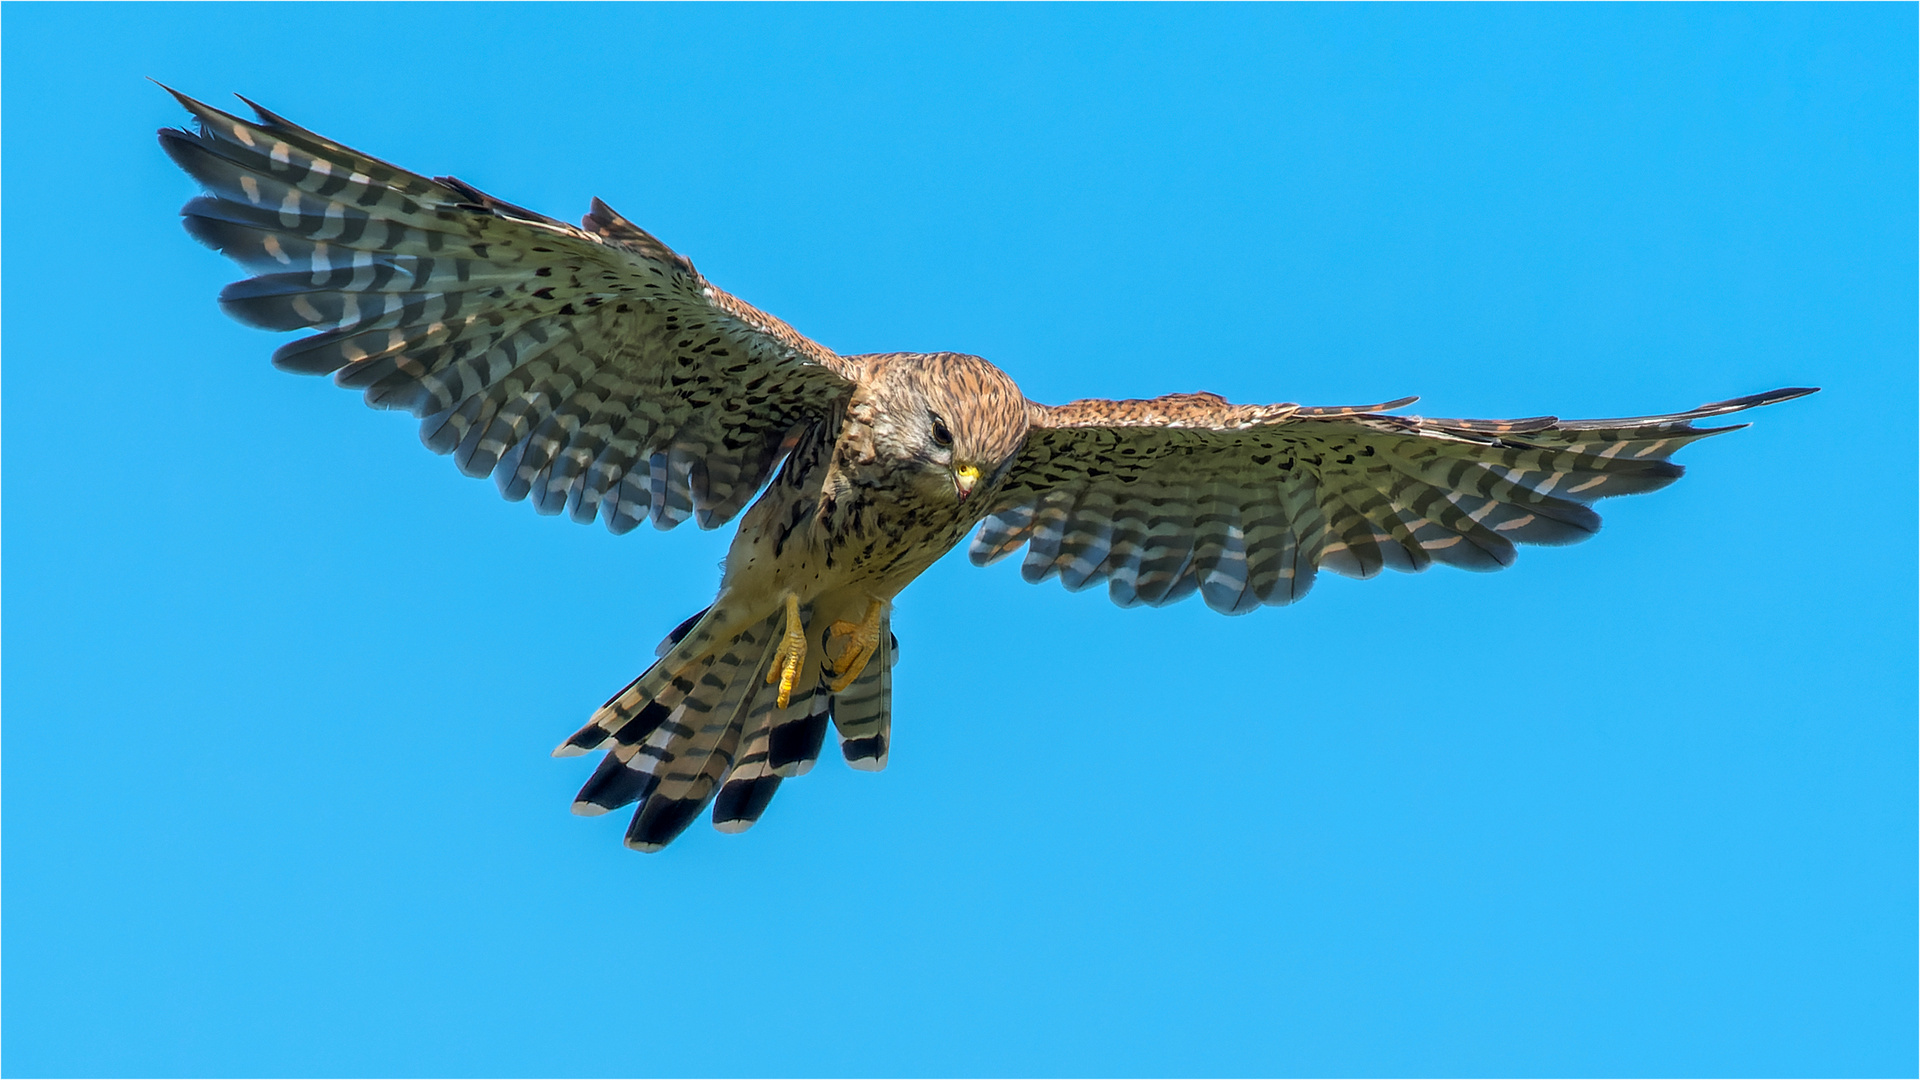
top-left (159, 88), bottom-right (1816, 851)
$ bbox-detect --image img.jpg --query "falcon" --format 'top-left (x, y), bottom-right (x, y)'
top-left (159, 89), bottom-right (1815, 852)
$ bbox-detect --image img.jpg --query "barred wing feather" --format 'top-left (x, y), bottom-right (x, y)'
top-left (973, 387), bottom-right (1816, 613)
top-left (159, 88), bottom-right (856, 534)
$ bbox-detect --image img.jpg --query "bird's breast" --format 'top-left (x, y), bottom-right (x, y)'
top-left (723, 429), bottom-right (985, 603)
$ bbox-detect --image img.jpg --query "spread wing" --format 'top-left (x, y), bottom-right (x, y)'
top-left (159, 88), bottom-right (857, 533)
top-left (972, 387), bottom-right (1816, 614)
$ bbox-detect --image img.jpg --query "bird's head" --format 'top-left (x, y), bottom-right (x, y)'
top-left (858, 352), bottom-right (1030, 508)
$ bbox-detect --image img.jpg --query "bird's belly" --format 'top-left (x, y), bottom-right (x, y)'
top-left (720, 480), bottom-right (970, 608)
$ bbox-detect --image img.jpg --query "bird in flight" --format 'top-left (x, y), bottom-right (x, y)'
top-left (159, 88), bottom-right (1814, 852)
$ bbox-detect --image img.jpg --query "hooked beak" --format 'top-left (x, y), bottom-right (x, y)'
top-left (954, 464), bottom-right (982, 502)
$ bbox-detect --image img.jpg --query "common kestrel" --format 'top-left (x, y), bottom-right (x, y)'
top-left (160, 89), bottom-right (1815, 851)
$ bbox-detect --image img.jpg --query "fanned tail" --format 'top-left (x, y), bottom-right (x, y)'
top-left (561, 604), bottom-right (902, 851)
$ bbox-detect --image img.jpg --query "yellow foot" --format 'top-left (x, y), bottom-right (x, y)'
top-left (765, 593), bottom-right (807, 709)
top-left (826, 599), bottom-right (886, 693)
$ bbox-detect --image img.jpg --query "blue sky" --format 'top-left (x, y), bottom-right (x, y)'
top-left (4, 4), bottom-right (1913, 1076)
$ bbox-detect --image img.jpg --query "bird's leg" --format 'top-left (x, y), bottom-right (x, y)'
top-left (765, 593), bottom-right (807, 709)
top-left (826, 599), bottom-right (885, 693)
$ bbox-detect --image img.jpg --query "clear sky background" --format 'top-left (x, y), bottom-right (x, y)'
top-left (4, 5), bottom-right (1913, 1077)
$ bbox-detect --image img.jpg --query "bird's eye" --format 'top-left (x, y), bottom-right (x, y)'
top-left (929, 414), bottom-right (954, 448)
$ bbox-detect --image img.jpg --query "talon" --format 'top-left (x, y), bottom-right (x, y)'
top-left (827, 599), bottom-right (885, 693)
top-left (765, 594), bottom-right (806, 709)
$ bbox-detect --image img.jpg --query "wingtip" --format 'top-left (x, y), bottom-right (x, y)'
top-left (232, 92), bottom-right (286, 127)
top-left (1702, 386), bottom-right (1820, 413)
top-left (155, 83), bottom-right (255, 134)
top-left (149, 77), bottom-right (190, 104)
top-left (152, 80), bottom-right (215, 132)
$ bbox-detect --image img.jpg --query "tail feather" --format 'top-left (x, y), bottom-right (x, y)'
top-left (570, 745), bottom-right (660, 818)
top-left (656, 606), bottom-right (712, 657)
top-left (569, 650), bottom-right (722, 814)
top-left (767, 681), bottom-right (832, 778)
top-left (554, 605), bottom-right (745, 758)
top-left (623, 712), bottom-right (746, 852)
top-left (568, 614), bottom-right (781, 851)
top-left (829, 627), bottom-right (897, 771)
top-left (711, 691), bottom-right (788, 833)
top-left (563, 604), bottom-right (902, 851)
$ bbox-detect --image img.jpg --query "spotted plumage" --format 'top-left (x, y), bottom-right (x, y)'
top-left (161, 88), bottom-right (1816, 852)
top-left (972, 390), bottom-right (1815, 612)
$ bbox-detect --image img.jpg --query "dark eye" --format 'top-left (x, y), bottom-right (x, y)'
top-left (929, 413), bottom-right (953, 448)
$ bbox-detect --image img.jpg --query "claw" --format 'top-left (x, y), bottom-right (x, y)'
top-left (827, 599), bottom-right (885, 693)
top-left (765, 593), bottom-right (806, 709)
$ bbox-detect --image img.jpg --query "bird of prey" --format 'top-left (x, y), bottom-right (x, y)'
top-left (159, 88), bottom-right (1814, 852)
